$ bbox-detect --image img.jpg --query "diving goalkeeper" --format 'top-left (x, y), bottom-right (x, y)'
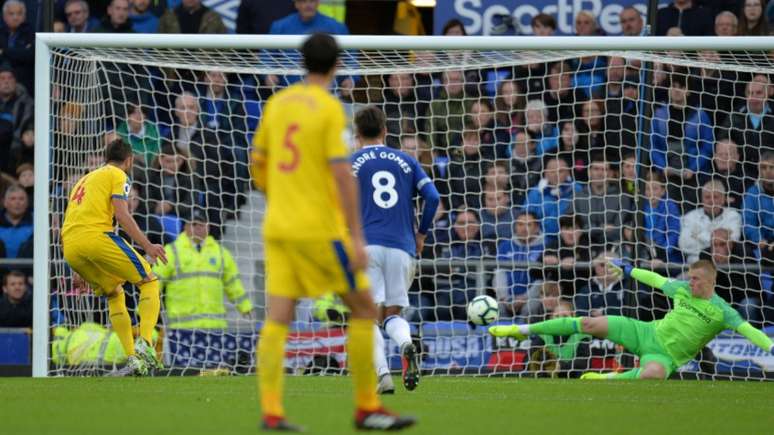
top-left (490, 259), bottom-right (774, 379)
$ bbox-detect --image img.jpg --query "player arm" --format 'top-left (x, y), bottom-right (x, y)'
top-left (417, 179), bottom-right (440, 235)
top-left (609, 259), bottom-right (678, 297)
top-left (331, 160), bottom-right (365, 242)
top-left (735, 322), bottom-right (774, 354)
top-left (113, 198), bottom-right (153, 252)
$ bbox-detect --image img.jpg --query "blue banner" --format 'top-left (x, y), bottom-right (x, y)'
top-left (433, 0), bottom-right (662, 36)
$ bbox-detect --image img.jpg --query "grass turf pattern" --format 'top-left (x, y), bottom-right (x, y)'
top-left (1, 376), bottom-right (772, 434)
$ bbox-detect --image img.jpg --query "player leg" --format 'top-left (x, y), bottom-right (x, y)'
top-left (259, 240), bottom-right (302, 432)
top-left (382, 248), bottom-right (417, 391)
top-left (489, 315), bottom-right (595, 340)
top-left (365, 246), bottom-right (393, 394)
top-left (97, 233), bottom-right (162, 369)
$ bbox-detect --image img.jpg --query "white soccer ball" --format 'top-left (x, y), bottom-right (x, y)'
top-left (467, 295), bottom-right (499, 326)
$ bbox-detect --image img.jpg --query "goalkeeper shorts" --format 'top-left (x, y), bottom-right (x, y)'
top-left (605, 316), bottom-right (678, 376)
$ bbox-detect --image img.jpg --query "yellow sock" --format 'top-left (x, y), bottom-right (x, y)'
top-left (258, 320), bottom-right (289, 417)
top-left (137, 279), bottom-right (161, 344)
top-left (107, 288), bottom-right (134, 356)
top-left (348, 318), bottom-right (381, 412)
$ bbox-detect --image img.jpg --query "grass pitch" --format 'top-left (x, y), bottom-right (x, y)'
top-left (2, 376), bottom-right (772, 435)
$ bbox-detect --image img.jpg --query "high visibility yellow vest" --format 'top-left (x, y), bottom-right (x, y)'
top-left (153, 233), bottom-right (252, 329)
top-left (319, 0), bottom-right (346, 23)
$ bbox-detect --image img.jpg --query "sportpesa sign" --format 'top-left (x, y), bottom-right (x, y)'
top-left (434, 0), bottom-right (664, 36)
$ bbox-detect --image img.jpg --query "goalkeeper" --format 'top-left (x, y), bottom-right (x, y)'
top-left (490, 259), bottom-right (774, 379)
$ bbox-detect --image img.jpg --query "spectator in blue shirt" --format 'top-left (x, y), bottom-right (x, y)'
top-left (129, 0), bottom-right (160, 33)
top-left (743, 151), bottom-right (774, 267)
top-left (524, 99), bottom-right (558, 156)
top-left (523, 157), bottom-right (582, 240)
top-left (650, 69), bottom-right (714, 206)
top-left (480, 188), bottom-right (516, 248)
top-left (643, 170), bottom-right (683, 264)
top-left (0, 1), bottom-right (34, 96)
top-left (496, 211), bottom-right (545, 319)
top-left (266, 0), bottom-right (354, 96)
top-left (574, 252), bottom-right (626, 317)
top-left (0, 185), bottom-right (32, 258)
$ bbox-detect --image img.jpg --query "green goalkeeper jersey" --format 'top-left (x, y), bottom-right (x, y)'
top-left (654, 279), bottom-right (744, 366)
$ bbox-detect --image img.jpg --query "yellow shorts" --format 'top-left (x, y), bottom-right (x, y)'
top-left (265, 239), bottom-right (370, 299)
top-left (63, 232), bottom-right (154, 295)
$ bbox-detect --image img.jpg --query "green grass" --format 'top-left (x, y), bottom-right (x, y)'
top-left (2, 376), bottom-right (773, 435)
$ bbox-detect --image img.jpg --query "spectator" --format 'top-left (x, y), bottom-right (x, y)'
top-left (542, 215), bottom-right (595, 295)
top-left (743, 150), bottom-right (774, 267)
top-left (425, 70), bottom-right (466, 157)
top-left (574, 252), bottom-right (626, 317)
top-left (128, 0), bottom-right (159, 33)
top-left (270, 0), bottom-right (348, 34)
top-left (64, 0), bottom-right (98, 32)
top-left (570, 152), bottom-right (634, 245)
top-left (715, 10), bottom-right (739, 35)
top-left (656, 0), bottom-right (715, 35)
top-left (116, 102), bottom-right (161, 167)
top-left (0, 270), bottom-right (31, 327)
top-left (619, 151), bottom-right (637, 198)
top-left (467, 99), bottom-right (504, 158)
top-left (575, 99), bottom-right (606, 154)
top-left (236, 0), bottom-right (294, 34)
top-left (509, 130), bottom-right (542, 204)
top-left (383, 73), bottom-right (426, 149)
top-left (650, 70), bottom-right (714, 207)
top-left (679, 179), bottom-right (742, 263)
top-left (738, 0), bottom-right (768, 35)
top-left (643, 171), bottom-right (683, 264)
top-left (719, 74), bottom-right (774, 181)
top-left (556, 121), bottom-right (589, 183)
top-left (0, 65), bottom-right (33, 178)
top-left (690, 50), bottom-right (736, 127)
top-left (15, 163), bottom-right (32, 201)
top-left (531, 13), bottom-right (556, 36)
top-left (496, 211), bottom-right (545, 319)
top-left (543, 61), bottom-right (585, 125)
top-left (483, 161), bottom-right (510, 192)
top-left (93, 0), bottom-right (134, 32)
top-left (145, 142), bottom-right (197, 220)
top-left (158, 0), bottom-right (226, 34)
top-left (9, 121), bottom-right (33, 170)
top-left (0, 185), bottom-right (32, 258)
top-left (619, 6), bottom-right (644, 36)
top-left (574, 11), bottom-right (600, 36)
top-left (119, 184), bottom-right (170, 246)
top-left (0, 0), bottom-right (34, 96)
top-left (445, 129), bottom-right (487, 210)
top-left (524, 280), bottom-right (561, 322)
top-left (426, 210), bottom-right (487, 321)
top-left (153, 208), bottom-right (254, 329)
top-left (524, 99), bottom-right (558, 156)
top-left (441, 18), bottom-right (465, 35)
top-left (602, 57), bottom-right (638, 159)
top-left (524, 157), bottom-right (582, 239)
top-left (494, 78), bottom-right (525, 143)
top-left (480, 188), bottom-right (517, 247)
top-left (699, 228), bottom-right (763, 324)
top-left (699, 138), bottom-right (750, 208)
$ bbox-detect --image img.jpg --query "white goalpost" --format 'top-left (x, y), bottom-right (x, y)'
top-left (33, 33), bottom-right (774, 379)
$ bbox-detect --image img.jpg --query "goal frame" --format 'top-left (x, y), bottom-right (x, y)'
top-left (32, 33), bottom-right (774, 377)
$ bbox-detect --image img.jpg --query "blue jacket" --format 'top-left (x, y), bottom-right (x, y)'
top-left (574, 279), bottom-right (625, 316)
top-left (571, 56), bottom-right (607, 99)
top-left (524, 180), bottom-right (582, 238)
top-left (497, 235), bottom-right (544, 297)
top-left (643, 195), bottom-right (682, 263)
top-left (650, 105), bottom-right (714, 174)
top-left (528, 125), bottom-right (559, 157)
top-left (743, 184), bottom-right (774, 244)
top-left (130, 11), bottom-right (160, 33)
top-left (0, 210), bottom-right (33, 258)
top-left (269, 12), bottom-right (349, 35)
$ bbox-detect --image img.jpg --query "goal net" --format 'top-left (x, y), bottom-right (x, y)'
top-left (35, 35), bottom-right (774, 380)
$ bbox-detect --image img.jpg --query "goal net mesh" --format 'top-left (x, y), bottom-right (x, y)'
top-left (44, 43), bottom-right (774, 379)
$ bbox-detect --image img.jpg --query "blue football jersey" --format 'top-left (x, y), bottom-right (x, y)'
top-left (352, 145), bottom-right (432, 256)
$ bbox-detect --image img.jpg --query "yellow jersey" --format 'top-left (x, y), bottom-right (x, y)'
top-left (252, 83), bottom-right (349, 241)
top-left (62, 164), bottom-right (130, 239)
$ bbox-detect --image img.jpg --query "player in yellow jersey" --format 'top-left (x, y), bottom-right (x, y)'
top-left (251, 33), bottom-right (416, 432)
top-left (61, 138), bottom-right (168, 376)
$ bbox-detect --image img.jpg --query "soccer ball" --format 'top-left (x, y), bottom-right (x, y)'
top-left (467, 295), bottom-right (499, 326)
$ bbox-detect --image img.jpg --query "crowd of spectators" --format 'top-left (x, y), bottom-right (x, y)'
top-left (2, 0), bottom-right (774, 334)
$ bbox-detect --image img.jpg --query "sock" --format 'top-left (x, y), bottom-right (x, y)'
top-left (528, 317), bottom-right (582, 336)
top-left (383, 315), bottom-right (412, 348)
top-left (373, 325), bottom-right (390, 377)
top-left (258, 320), bottom-right (289, 417)
top-left (137, 279), bottom-right (161, 344)
top-left (348, 318), bottom-right (381, 411)
top-left (107, 289), bottom-right (134, 357)
top-left (609, 369), bottom-right (641, 380)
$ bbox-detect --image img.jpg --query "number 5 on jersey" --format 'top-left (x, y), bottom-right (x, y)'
top-left (372, 170), bottom-right (398, 209)
top-left (278, 123), bottom-right (300, 173)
